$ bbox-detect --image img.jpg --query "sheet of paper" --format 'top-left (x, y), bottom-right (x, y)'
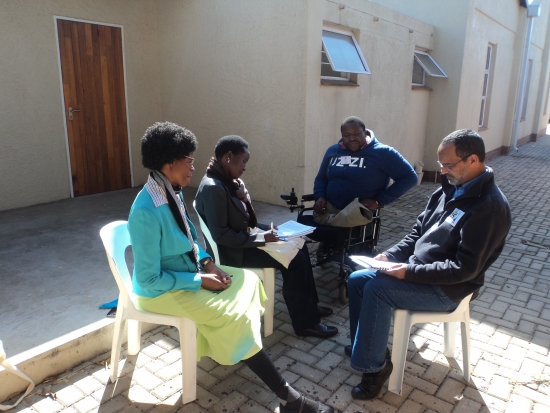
top-left (275, 220), bottom-right (315, 240)
top-left (349, 255), bottom-right (398, 270)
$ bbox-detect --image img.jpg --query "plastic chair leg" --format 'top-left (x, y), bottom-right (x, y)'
top-left (461, 321), bottom-right (471, 382)
top-left (388, 310), bottom-right (412, 395)
top-left (179, 318), bottom-right (197, 404)
top-left (262, 269), bottom-right (275, 337)
top-left (110, 307), bottom-right (126, 383)
top-left (443, 322), bottom-right (456, 358)
top-left (127, 319), bottom-right (142, 355)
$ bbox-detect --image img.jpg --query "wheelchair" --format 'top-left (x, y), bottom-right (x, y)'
top-left (281, 189), bottom-right (382, 304)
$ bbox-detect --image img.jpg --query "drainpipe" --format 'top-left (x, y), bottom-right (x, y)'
top-left (512, 3), bottom-right (541, 151)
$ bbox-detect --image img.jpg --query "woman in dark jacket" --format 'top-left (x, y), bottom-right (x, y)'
top-left (195, 135), bottom-right (338, 339)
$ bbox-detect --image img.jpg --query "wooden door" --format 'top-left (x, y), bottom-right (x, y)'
top-left (57, 19), bottom-right (131, 196)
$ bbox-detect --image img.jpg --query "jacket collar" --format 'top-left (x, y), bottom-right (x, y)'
top-left (442, 167), bottom-right (494, 200)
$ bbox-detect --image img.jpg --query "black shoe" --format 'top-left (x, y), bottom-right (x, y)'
top-left (295, 323), bottom-right (338, 338)
top-left (345, 346), bottom-right (391, 360)
top-left (351, 360), bottom-right (393, 400)
top-left (317, 305), bottom-right (333, 317)
top-left (279, 396), bottom-right (334, 413)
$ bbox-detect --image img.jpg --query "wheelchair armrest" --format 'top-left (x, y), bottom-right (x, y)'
top-left (301, 194), bottom-right (315, 202)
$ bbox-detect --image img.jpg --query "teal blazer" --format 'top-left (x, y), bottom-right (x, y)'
top-left (128, 187), bottom-right (211, 298)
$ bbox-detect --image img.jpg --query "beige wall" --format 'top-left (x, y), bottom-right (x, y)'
top-left (370, 0), bottom-right (472, 172)
top-left (155, 0), bottom-right (309, 204)
top-left (458, 2), bottom-right (518, 151)
top-left (303, 0), bottom-right (435, 194)
top-left (0, 0), bottom-right (162, 211)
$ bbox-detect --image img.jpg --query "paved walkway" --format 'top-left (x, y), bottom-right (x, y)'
top-left (6, 136), bottom-right (550, 413)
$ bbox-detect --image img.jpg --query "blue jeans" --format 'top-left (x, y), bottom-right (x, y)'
top-left (348, 269), bottom-right (458, 373)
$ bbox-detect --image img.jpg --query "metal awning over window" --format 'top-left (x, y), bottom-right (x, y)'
top-left (322, 29), bottom-right (370, 74)
top-left (414, 51), bottom-right (447, 77)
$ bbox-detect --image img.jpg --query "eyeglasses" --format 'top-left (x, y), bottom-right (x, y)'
top-left (437, 155), bottom-right (470, 170)
top-left (183, 155), bottom-right (194, 166)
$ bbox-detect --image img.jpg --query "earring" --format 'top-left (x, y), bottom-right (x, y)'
top-left (227, 158), bottom-right (230, 163)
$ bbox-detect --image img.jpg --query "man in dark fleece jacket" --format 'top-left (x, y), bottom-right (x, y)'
top-left (345, 129), bottom-right (511, 401)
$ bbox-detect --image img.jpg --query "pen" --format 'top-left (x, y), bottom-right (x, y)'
top-left (270, 222), bottom-right (274, 233)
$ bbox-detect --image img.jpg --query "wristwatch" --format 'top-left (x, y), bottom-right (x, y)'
top-left (200, 257), bottom-right (213, 267)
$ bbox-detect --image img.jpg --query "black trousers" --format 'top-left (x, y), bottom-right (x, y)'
top-left (241, 244), bottom-right (320, 332)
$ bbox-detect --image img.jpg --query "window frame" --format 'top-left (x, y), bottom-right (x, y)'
top-left (321, 26), bottom-right (370, 81)
top-left (412, 57), bottom-right (426, 86)
top-left (479, 44), bottom-right (494, 128)
top-left (413, 50), bottom-right (448, 78)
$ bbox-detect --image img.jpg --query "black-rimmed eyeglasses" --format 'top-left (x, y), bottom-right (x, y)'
top-left (437, 155), bottom-right (470, 170)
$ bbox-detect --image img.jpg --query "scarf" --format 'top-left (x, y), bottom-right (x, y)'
top-left (206, 157), bottom-right (258, 228)
top-left (150, 170), bottom-right (200, 272)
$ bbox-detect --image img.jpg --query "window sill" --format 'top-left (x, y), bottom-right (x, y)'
top-left (478, 126), bottom-right (488, 132)
top-left (321, 79), bottom-right (359, 87)
top-left (411, 85), bottom-right (433, 91)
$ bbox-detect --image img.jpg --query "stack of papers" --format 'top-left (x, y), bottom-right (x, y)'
top-left (350, 255), bottom-right (397, 270)
top-left (275, 220), bottom-right (315, 241)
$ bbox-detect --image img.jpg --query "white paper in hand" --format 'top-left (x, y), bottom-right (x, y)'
top-left (350, 255), bottom-right (398, 270)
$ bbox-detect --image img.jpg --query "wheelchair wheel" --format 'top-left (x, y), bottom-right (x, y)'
top-left (315, 243), bottom-right (333, 269)
top-left (338, 279), bottom-right (348, 305)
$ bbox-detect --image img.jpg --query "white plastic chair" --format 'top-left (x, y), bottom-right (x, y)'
top-left (100, 221), bottom-right (197, 404)
top-left (388, 293), bottom-right (473, 395)
top-left (193, 201), bottom-right (275, 337)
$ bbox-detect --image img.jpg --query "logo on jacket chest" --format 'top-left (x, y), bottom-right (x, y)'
top-left (445, 208), bottom-right (465, 227)
top-left (330, 156), bottom-right (365, 168)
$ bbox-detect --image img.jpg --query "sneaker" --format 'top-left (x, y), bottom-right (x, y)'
top-left (351, 360), bottom-right (393, 400)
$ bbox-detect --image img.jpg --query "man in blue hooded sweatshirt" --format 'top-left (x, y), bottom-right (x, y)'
top-left (313, 116), bottom-right (417, 224)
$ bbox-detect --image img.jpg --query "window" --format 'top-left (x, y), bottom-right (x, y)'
top-left (321, 27), bottom-right (370, 81)
top-left (521, 59), bottom-right (533, 120)
top-left (479, 45), bottom-right (495, 128)
top-left (412, 50), bottom-right (447, 86)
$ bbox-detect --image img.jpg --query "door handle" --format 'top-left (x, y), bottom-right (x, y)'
top-left (69, 107), bottom-right (81, 121)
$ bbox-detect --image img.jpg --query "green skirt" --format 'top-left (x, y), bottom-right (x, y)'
top-left (135, 266), bottom-right (266, 365)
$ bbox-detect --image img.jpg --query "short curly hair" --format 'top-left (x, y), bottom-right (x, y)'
top-left (340, 116), bottom-right (366, 132)
top-left (214, 135), bottom-right (249, 160)
top-left (141, 122), bottom-right (198, 170)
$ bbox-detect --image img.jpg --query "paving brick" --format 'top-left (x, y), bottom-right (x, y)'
top-left (234, 398), bottom-right (270, 413)
top-left (408, 389), bottom-right (453, 413)
top-left (97, 395), bottom-right (132, 413)
top-left (151, 376), bottom-right (183, 400)
top-left (236, 380), bottom-right (273, 406)
top-left (395, 399), bottom-right (423, 413)
top-left (126, 384), bottom-right (160, 409)
top-left (288, 361), bottom-right (325, 383)
top-left (434, 378), bottom-right (466, 404)
top-left (73, 395), bottom-right (101, 413)
top-left (193, 385), bottom-right (219, 410)
top-left (132, 368), bottom-right (164, 390)
top-left (209, 391), bottom-right (247, 413)
top-left (504, 394), bottom-right (533, 413)
top-left (53, 385), bottom-right (85, 406)
top-left (71, 375), bottom-right (104, 396)
top-left (452, 397), bottom-right (482, 413)
top-left (319, 367), bottom-right (352, 391)
top-left (285, 348), bottom-right (319, 366)
top-left (487, 374), bottom-right (513, 400)
top-left (141, 343), bottom-right (168, 359)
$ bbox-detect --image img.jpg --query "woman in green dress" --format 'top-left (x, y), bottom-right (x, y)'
top-left (128, 122), bottom-right (333, 413)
